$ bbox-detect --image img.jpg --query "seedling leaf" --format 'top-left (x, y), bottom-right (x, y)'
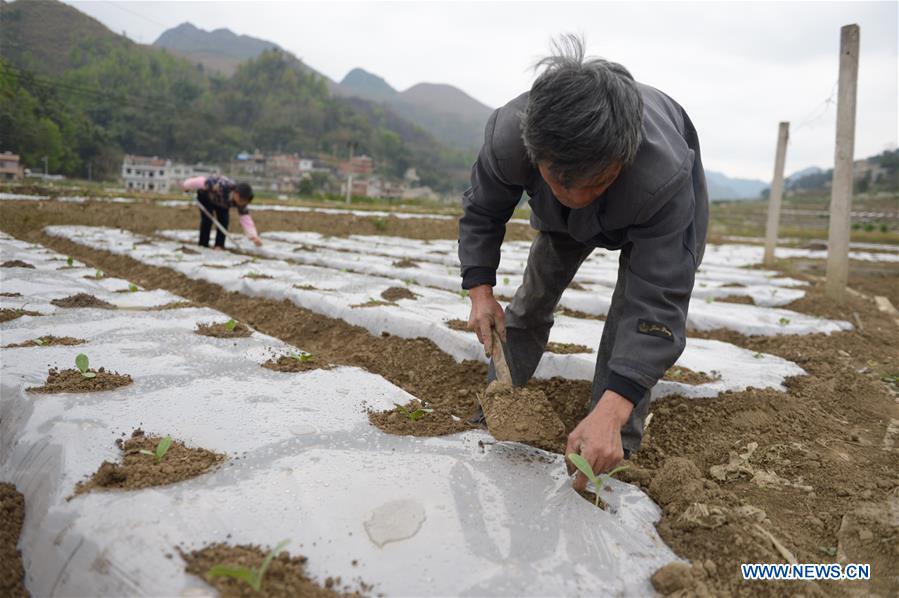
top-left (95, 269), bottom-right (104, 279)
top-left (255, 539), bottom-right (290, 590)
top-left (129, 283), bottom-right (138, 292)
top-left (567, 453), bottom-right (629, 508)
top-left (207, 565), bottom-right (257, 590)
top-left (224, 319), bottom-right (238, 332)
top-left (155, 436), bottom-right (172, 462)
top-left (778, 317), bottom-right (791, 326)
top-left (67, 256), bottom-right (74, 266)
top-left (33, 338), bottom-right (47, 346)
top-left (292, 352), bottom-right (314, 362)
top-left (75, 353), bottom-right (96, 378)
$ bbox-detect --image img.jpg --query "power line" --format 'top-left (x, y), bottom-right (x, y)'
top-left (793, 80), bottom-right (839, 131)
top-left (102, 0), bottom-right (168, 30)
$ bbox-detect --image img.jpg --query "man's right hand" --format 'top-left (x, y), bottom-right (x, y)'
top-left (467, 285), bottom-right (506, 357)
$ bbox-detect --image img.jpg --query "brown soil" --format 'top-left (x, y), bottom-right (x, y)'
top-left (545, 341), bottom-right (592, 354)
top-left (178, 246), bottom-right (200, 255)
top-left (392, 258), bottom-right (419, 268)
top-left (556, 307), bottom-right (607, 321)
top-left (180, 543), bottom-right (367, 598)
top-left (0, 308), bottom-right (41, 322)
top-left (196, 321), bottom-right (253, 338)
top-left (0, 260), bottom-right (34, 269)
top-left (0, 291), bottom-right (22, 297)
top-left (73, 429), bottom-right (224, 495)
top-left (28, 367), bottom-right (132, 393)
top-left (663, 365), bottom-right (721, 385)
top-left (350, 300), bottom-right (393, 308)
top-left (380, 287), bottom-right (417, 302)
top-left (151, 301), bottom-right (196, 310)
top-left (369, 399), bottom-right (471, 437)
top-left (3, 201), bottom-right (897, 596)
top-left (716, 294), bottom-right (755, 305)
top-left (4, 335), bottom-right (86, 348)
top-left (262, 355), bottom-right (332, 373)
top-left (479, 382), bottom-right (567, 450)
top-left (294, 284), bottom-right (320, 291)
top-left (243, 272), bottom-right (274, 280)
top-left (50, 293), bottom-right (116, 309)
top-left (568, 280), bottom-right (587, 291)
top-left (0, 483), bottom-right (27, 598)
top-left (445, 319), bottom-right (470, 332)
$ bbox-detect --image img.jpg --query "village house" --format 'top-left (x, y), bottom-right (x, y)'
top-left (0, 152), bottom-right (23, 180)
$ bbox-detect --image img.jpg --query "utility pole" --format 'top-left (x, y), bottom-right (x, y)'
top-left (763, 122), bottom-right (790, 266)
top-left (42, 155), bottom-right (48, 178)
top-left (345, 142), bottom-right (355, 205)
top-left (825, 24), bottom-right (860, 303)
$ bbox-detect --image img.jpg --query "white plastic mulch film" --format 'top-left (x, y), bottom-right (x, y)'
top-left (47, 225), bottom-right (813, 399)
top-left (1, 233), bottom-right (678, 597)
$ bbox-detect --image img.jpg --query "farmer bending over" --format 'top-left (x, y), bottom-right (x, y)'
top-left (460, 36), bottom-right (708, 491)
top-left (182, 175), bottom-right (263, 249)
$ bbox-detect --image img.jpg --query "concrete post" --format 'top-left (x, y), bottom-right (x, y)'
top-left (764, 122), bottom-right (790, 266)
top-left (345, 142), bottom-right (354, 205)
top-left (825, 24), bottom-right (860, 303)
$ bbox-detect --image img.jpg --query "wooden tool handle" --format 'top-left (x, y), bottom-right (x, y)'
top-left (490, 329), bottom-right (512, 385)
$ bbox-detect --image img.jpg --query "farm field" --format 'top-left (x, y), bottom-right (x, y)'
top-left (1, 190), bottom-right (898, 597)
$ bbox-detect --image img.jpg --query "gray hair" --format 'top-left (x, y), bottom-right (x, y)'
top-left (522, 34), bottom-right (643, 188)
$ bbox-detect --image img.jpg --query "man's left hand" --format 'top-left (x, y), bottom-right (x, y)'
top-left (251, 236), bottom-right (263, 247)
top-left (565, 390), bottom-right (634, 492)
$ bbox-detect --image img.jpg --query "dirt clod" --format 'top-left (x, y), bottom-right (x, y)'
top-left (50, 293), bottom-right (115, 309)
top-left (380, 287), bottom-right (416, 302)
top-left (545, 341), bottom-right (592, 354)
top-left (263, 355), bottom-right (332, 373)
top-left (74, 429), bottom-right (224, 494)
top-left (0, 260), bottom-right (34, 269)
top-left (0, 292), bottom-right (22, 297)
top-left (28, 367), bottom-right (132, 393)
top-left (196, 321), bottom-right (253, 338)
top-left (0, 483), bottom-right (27, 598)
top-left (445, 319), bottom-right (470, 332)
top-left (181, 543), bottom-right (366, 597)
top-left (4, 335), bottom-right (86, 348)
top-left (0, 308), bottom-right (41, 323)
top-left (369, 399), bottom-right (471, 437)
top-left (480, 382), bottom-right (566, 450)
top-left (663, 366), bottom-right (721, 385)
top-left (651, 562), bottom-right (695, 595)
top-left (392, 259), bottom-right (419, 268)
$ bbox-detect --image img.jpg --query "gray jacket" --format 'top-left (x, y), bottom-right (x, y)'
top-left (458, 82), bottom-right (709, 392)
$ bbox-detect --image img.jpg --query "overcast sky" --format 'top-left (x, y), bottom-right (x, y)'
top-left (66, 0), bottom-right (897, 181)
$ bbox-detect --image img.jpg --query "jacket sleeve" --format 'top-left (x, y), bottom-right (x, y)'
top-left (238, 213), bottom-right (258, 238)
top-left (182, 176), bottom-right (207, 192)
top-left (606, 174), bottom-right (698, 405)
top-left (458, 112), bottom-right (524, 289)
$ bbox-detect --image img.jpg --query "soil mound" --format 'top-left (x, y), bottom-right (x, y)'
top-left (380, 287), bottom-right (416, 302)
top-left (243, 272), bottom-right (273, 280)
top-left (28, 367), bottom-right (132, 393)
top-left (445, 319), bottom-right (470, 332)
top-left (717, 294), bottom-right (755, 305)
top-left (663, 366), bottom-right (721, 385)
top-left (0, 483), bottom-right (26, 598)
top-left (369, 400), bottom-right (471, 437)
top-left (178, 246), bottom-right (200, 255)
top-left (0, 260), bottom-right (34, 269)
top-left (545, 342), bottom-right (592, 354)
top-left (0, 292), bottom-right (22, 297)
top-left (181, 543), bottom-right (368, 597)
top-left (50, 293), bottom-right (116, 309)
top-left (480, 382), bottom-right (566, 449)
top-left (263, 355), bottom-right (332, 373)
top-left (5, 335), bottom-right (86, 348)
top-left (0, 309), bottom-right (41, 323)
top-left (74, 429), bottom-right (225, 494)
top-left (196, 321), bottom-right (253, 338)
top-left (392, 259), bottom-right (419, 269)
top-left (350, 300), bottom-right (393, 308)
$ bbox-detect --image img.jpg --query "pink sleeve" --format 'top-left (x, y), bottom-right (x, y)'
top-left (182, 176), bottom-right (207, 191)
top-left (238, 214), bottom-right (258, 239)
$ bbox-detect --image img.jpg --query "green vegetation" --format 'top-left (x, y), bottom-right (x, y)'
top-left (291, 351), bottom-right (314, 362)
top-left (207, 540), bottom-right (290, 592)
top-left (224, 319), bottom-right (238, 332)
top-left (128, 283), bottom-right (138, 292)
top-left (139, 436), bottom-right (173, 463)
top-left (778, 317), bottom-right (790, 327)
top-left (75, 353), bottom-right (96, 378)
top-left (393, 402), bottom-right (433, 422)
top-left (566, 453), bottom-right (629, 508)
top-left (66, 256), bottom-right (74, 266)
top-left (0, 1), bottom-right (471, 191)
top-left (33, 338), bottom-right (47, 346)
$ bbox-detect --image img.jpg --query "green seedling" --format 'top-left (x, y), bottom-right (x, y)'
top-left (94, 269), bottom-right (104, 279)
top-left (753, 351), bottom-right (764, 359)
top-left (567, 453), bottom-right (629, 508)
top-left (128, 283), bottom-right (138, 292)
top-left (778, 317), bottom-right (791, 326)
top-left (291, 351), bottom-right (314, 362)
top-left (705, 296), bottom-right (715, 304)
top-left (207, 539), bottom-right (290, 592)
top-left (33, 338), bottom-right (47, 346)
top-left (373, 217), bottom-right (387, 231)
top-left (224, 319), bottom-right (238, 332)
top-left (503, 277), bottom-right (510, 285)
top-left (67, 256), bottom-right (74, 266)
top-left (139, 435), bottom-right (173, 463)
top-left (459, 289), bottom-right (469, 299)
top-left (75, 353), bottom-right (96, 378)
top-left (393, 402), bottom-right (433, 422)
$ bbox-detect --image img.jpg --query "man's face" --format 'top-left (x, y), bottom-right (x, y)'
top-left (538, 162), bottom-right (622, 210)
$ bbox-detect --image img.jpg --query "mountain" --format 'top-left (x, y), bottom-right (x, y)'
top-left (785, 166), bottom-right (823, 185)
top-left (704, 170), bottom-right (768, 200)
top-left (149, 23), bottom-right (492, 152)
top-left (1, 0), bottom-right (470, 190)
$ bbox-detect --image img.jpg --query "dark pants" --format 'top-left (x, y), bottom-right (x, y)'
top-left (198, 196), bottom-right (230, 248)
top-left (488, 231), bottom-right (652, 454)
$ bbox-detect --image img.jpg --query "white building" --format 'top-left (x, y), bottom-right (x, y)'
top-left (122, 155), bottom-right (214, 193)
